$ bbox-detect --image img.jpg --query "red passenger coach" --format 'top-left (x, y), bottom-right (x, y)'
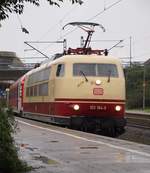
top-left (9, 82), bottom-right (18, 110)
top-left (9, 76), bottom-right (25, 114)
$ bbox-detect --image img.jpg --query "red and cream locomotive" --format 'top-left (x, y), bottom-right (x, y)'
top-left (9, 22), bottom-right (126, 136)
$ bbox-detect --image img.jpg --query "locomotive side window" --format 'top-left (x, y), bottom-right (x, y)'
top-left (27, 67), bottom-right (51, 85)
top-left (42, 68), bottom-right (51, 81)
top-left (73, 63), bottom-right (118, 77)
top-left (26, 84), bottom-right (48, 97)
top-left (39, 82), bottom-right (48, 96)
top-left (30, 86), bottom-right (34, 96)
top-left (56, 64), bottom-right (65, 77)
top-left (33, 85), bottom-right (38, 96)
top-left (26, 87), bottom-right (29, 97)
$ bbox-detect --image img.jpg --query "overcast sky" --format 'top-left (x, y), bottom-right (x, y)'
top-left (0, 0), bottom-right (150, 64)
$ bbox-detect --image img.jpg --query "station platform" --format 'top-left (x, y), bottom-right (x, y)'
top-left (15, 117), bottom-right (150, 173)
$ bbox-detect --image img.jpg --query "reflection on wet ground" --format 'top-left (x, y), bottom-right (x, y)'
top-left (14, 118), bottom-right (150, 173)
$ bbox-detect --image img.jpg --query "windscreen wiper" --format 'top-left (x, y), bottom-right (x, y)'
top-left (107, 70), bottom-right (111, 83)
top-left (79, 71), bottom-right (88, 82)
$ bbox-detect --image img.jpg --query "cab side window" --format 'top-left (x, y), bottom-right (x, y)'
top-left (56, 64), bottom-right (65, 77)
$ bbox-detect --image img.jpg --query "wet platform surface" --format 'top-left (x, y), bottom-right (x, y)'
top-left (15, 117), bottom-right (150, 173)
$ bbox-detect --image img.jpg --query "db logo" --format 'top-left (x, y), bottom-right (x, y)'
top-left (93, 88), bottom-right (104, 95)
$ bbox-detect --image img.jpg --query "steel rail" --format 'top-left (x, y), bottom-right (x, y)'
top-left (126, 111), bottom-right (150, 130)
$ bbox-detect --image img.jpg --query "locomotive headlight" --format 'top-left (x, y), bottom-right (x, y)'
top-left (73, 104), bottom-right (80, 111)
top-left (115, 105), bottom-right (121, 111)
top-left (95, 80), bottom-right (101, 85)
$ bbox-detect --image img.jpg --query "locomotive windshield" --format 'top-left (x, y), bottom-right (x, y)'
top-left (73, 63), bottom-right (118, 77)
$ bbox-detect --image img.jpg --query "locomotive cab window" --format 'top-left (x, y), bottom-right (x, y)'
top-left (56, 64), bottom-right (65, 77)
top-left (73, 63), bottom-right (118, 77)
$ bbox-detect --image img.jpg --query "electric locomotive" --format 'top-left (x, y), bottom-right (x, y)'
top-left (9, 22), bottom-right (126, 136)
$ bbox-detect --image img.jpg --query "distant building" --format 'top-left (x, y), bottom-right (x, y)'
top-left (0, 51), bottom-right (24, 68)
top-left (0, 51), bottom-right (33, 98)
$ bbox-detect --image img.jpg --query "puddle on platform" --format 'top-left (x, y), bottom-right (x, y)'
top-left (80, 151), bottom-right (90, 154)
top-left (19, 143), bottom-right (38, 151)
top-left (26, 147), bottom-right (38, 151)
top-left (34, 156), bottom-right (59, 165)
top-left (20, 143), bottom-right (29, 148)
top-left (50, 140), bottom-right (59, 143)
top-left (80, 146), bottom-right (99, 149)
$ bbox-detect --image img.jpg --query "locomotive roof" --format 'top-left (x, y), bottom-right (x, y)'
top-left (51, 54), bottom-right (121, 64)
top-left (26, 54), bottom-right (122, 76)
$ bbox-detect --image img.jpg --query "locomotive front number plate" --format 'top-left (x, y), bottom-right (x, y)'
top-left (89, 105), bottom-right (107, 110)
top-left (93, 88), bottom-right (104, 95)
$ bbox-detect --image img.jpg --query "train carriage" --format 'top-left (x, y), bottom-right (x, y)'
top-left (9, 75), bottom-right (25, 114)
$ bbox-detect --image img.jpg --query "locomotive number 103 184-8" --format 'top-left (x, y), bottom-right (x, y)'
top-left (89, 105), bottom-right (107, 110)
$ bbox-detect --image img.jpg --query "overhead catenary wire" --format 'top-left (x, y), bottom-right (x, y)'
top-left (24, 41), bottom-right (64, 44)
top-left (28, 2), bottom-right (84, 58)
top-left (108, 39), bottom-right (124, 51)
top-left (59, 0), bottom-right (124, 40)
top-left (26, 0), bottom-right (124, 60)
top-left (87, 0), bottom-right (123, 21)
top-left (90, 39), bottom-right (123, 42)
top-left (119, 35), bottom-right (150, 60)
top-left (41, 0), bottom-right (124, 52)
top-left (16, 14), bottom-right (29, 34)
top-left (24, 42), bottom-right (50, 59)
top-left (20, 57), bottom-right (48, 59)
top-left (38, 2), bottom-right (83, 41)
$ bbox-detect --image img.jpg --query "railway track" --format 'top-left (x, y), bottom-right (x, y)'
top-left (15, 112), bottom-right (150, 145)
top-left (118, 111), bottom-right (150, 145)
top-left (126, 111), bottom-right (150, 130)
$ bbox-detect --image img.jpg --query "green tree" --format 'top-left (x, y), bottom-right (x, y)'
top-left (125, 64), bottom-right (150, 109)
top-left (144, 64), bottom-right (150, 107)
top-left (0, 0), bottom-right (80, 21)
top-left (0, 107), bottom-right (31, 173)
